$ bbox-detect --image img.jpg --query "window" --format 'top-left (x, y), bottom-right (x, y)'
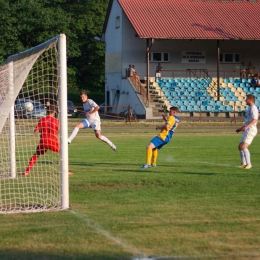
top-left (115, 16), bottom-right (120, 28)
top-left (150, 52), bottom-right (169, 62)
top-left (220, 53), bottom-right (240, 63)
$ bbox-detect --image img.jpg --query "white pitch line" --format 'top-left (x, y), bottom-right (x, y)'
top-left (70, 210), bottom-right (148, 259)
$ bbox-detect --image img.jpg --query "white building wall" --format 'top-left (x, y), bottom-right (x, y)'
top-left (104, 0), bottom-right (260, 118)
top-left (104, 0), bottom-right (146, 115)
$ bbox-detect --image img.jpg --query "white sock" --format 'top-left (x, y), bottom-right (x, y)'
top-left (240, 151), bottom-right (246, 165)
top-left (243, 149), bottom-right (251, 166)
top-left (68, 127), bottom-right (79, 143)
top-left (101, 135), bottom-right (115, 148)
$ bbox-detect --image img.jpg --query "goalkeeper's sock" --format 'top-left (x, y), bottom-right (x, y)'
top-left (151, 149), bottom-right (158, 166)
top-left (68, 127), bottom-right (79, 143)
top-left (25, 154), bottom-right (39, 173)
top-left (146, 148), bottom-right (152, 165)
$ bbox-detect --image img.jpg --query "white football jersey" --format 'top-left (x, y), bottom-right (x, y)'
top-left (83, 99), bottom-right (100, 121)
top-left (244, 104), bottom-right (258, 128)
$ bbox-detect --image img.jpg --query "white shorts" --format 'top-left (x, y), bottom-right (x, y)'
top-left (240, 127), bottom-right (257, 145)
top-left (156, 72), bottom-right (161, 78)
top-left (81, 119), bottom-right (101, 131)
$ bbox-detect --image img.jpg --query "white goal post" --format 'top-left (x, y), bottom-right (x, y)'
top-left (0, 34), bottom-right (69, 213)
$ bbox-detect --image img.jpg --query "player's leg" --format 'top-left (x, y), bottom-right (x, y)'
top-left (92, 121), bottom-right (116, 151)
top-left (151, 148), bottom-right (158, 167)
top-left (94, 130), bottom-right (117, 151)
top-left (22, 143), bottom-right (46, 176)
top-left (142, 138), bottom-right (157, 168)
top-left (68, 121), bottom-right (86, 144)
top-left (238, 129), bottom-right (256, 169)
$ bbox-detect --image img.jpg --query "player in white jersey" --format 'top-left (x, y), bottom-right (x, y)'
top-left (236, 94), bottom-right (258, 169)
top-left (68, 91), bottom-right (116, 151)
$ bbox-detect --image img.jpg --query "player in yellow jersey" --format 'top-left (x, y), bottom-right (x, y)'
top-left (141, 106), bottom-right (179, 168)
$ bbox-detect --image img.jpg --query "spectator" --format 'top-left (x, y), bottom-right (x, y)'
top-left (246, 62), bottom-right (255, 78)
top-left (155, 63), bottom-right (163, 78)
top-left (250, 75), bottom-right (259, 89)
top-left (131, 65), bottom-right (140, 82)
top-left (240, 61), bottom-right (247, 79)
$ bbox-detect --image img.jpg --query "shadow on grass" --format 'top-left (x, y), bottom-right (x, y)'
top-left (0, 250), bottom-right (131, 260)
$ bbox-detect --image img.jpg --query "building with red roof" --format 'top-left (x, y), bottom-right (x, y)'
top-left (101, 0), bottom-right (260, 118)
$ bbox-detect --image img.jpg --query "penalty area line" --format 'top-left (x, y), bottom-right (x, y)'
top-left (70, 210), bottom-right (148, 259)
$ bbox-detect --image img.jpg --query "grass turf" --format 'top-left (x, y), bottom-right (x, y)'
top-left (0, 121), bottom-right (260, 260)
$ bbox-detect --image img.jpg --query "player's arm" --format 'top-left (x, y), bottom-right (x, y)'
top-left (34, 120), bottom-right (41, 134)
top-left (162, 114), bottom-right (167, 121)
top-left (34, 127), bottom-right (40, 134)
top-left (86, 105), bottom-right (99, 116)
top-left (156, 122), bottom-right (170, 131)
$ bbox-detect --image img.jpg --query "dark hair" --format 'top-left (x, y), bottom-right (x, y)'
top-left (80, 90), bottom-right (88, 96)
top-left (246, 94), bottom-right (255, 102)
top-left (47, 105), bottom-right (56, 114)
top-left (169, 106), bottom-right (179, 112)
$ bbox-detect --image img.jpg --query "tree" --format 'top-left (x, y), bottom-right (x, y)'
top-left (0, 0), bottom-right (108, 92)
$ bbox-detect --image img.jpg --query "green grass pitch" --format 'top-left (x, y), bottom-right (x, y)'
top-left (0, 121), bottom-right (260, 260)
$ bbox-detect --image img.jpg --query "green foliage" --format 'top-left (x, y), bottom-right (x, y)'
top-left (68, 91), bottom-right (105, 105)
top-left (0, 0), bottom-right (108, 92)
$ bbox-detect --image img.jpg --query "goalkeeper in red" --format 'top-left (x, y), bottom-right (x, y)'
top-left (22, 105), bottom-right (72, 176)
top-left (142, 106), bottom-right (179, 168)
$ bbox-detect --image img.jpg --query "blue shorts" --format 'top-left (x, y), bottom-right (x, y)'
top-left (150, 136), bottom-right (168, 149)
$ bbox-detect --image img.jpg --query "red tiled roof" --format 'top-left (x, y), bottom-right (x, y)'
top-left (116, 0), bottom-right (260, 40)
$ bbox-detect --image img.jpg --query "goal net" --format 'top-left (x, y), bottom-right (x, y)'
top-left (0, 34), bottom-right (69, 213)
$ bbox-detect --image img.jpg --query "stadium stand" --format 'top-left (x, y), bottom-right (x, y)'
top-left (151, 76), bottom-right (259, 116)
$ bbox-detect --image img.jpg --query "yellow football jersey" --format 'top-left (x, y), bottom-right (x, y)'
top-left (158, 115), bottom-right (175, 141)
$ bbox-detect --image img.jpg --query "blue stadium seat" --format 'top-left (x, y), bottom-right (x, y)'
top-left (200, 105), bottom-right (207, 112)
top-left (180, 105), bottom-right (187, 112)
top-left (178, 82), bottom-right (184, 88)
top-left (213, 105), bottom-right (219, 112)
top-left (171, 91), bottom-right (177, 97)
top-left (206, 105), bottom-right (213, 112)
top-left (158, 82), bottom-right (164, 88)
top-left (191, 82), bottom-right (197, 88)
top-left (226, 105), bottom-right (232, 112)
top-left (193, 105), bottom-right (200, 112)
top-left (219, 105), bottom-right (226, 112)
top-left (187, 105), bottom-right (193, 112)
top-left (224, 78), bottom-right (229, 83)
top-left (184, 91), bottom-right (189, 97)
top-left (183, 100), bottom-right (189, 106)
top-left (190, 91), bottom-right (196, 97)
top-left (177, 100), bottom-right (183, 106)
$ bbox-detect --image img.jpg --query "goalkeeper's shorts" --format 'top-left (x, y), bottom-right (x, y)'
top-left (36, 137), bottom-right (60, 155)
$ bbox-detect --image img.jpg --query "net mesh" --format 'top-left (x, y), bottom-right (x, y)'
top-left (0, 37), bottom-right (62, 213)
